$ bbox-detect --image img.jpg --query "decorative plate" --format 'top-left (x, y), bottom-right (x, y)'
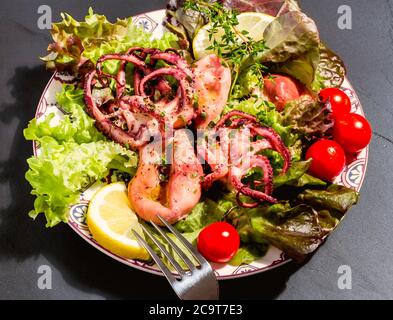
top-left (33, 9), bottom-right (368, 280)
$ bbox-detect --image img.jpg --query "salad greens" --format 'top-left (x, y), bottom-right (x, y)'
top-left (25, 137), bottom-right (136, 227)
top-left (42, 8), bottom-right (178, 75)
top-left (25, 85), bottom-right (104, 144)
top-left (165, 0), bottom-right (301, 47)
top-left (24, 85), bottom-right (138, 227)
top-left (167, 0), bottom-right (346, 92)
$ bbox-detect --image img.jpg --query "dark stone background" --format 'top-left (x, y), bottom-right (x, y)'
top-left (0, 0), bottom-right (392, 299)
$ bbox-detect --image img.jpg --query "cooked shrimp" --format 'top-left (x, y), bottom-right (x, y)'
top-left (128, 129), bottom-right (203, 225)
top-left (193, 54), bottom-right (231, 128)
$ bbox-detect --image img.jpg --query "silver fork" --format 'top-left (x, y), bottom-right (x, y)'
top-left (132, 215), bottom-right (219, 300)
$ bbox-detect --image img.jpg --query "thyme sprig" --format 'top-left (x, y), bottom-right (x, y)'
top-left (184, 0), bottom-right (268, 79)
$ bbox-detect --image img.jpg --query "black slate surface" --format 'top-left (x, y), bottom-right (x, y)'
top-left (0, 0), bottom-right (392, 300)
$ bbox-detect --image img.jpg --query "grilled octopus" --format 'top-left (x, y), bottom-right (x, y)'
top-left (83, 47), bottom-right (295, 223)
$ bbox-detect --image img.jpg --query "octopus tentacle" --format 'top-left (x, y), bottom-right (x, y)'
top-left (84, 71), bottom-right (148, 149)
top-left (139, 67), bottom-right (195, 127)
top-left (116, 47), bottom-right (148, 98)
top-left (149, 51), bottom-right (193, 79)
top-left (96, 53), bottom-right (146, 79)
top-left (230, 155), bottom-right (276, 204)
top-left (84, 47), bottom-right (200, 151)
top-left (215, 110), bottom-right (258, 128)
top-left (133, 68), bottom-right (143, 96)
top-left (236, 191), bottom-right (259, 208)
top-left (202, 164), bottom-right (229, 190)
top-left (139, 67), bottom-right (189, 98)
top-left (214, 110), bottom-right (291, 174)
top-left (250, 125), bottom-right (291, 174)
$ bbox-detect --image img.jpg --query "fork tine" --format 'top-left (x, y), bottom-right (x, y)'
top-left (157, 215), bottom-right (205, 265)
top-left (132, 230), bottom-right (176, 284)
top-left (140, 224), bottom-right (186, 277)
top-left (150, 220), bottom-right (197, 272)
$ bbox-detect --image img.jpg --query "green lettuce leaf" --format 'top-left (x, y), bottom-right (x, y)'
top-left (275, 46), bottom-right (320, 89)
top-left (229, 242), bottom-right (269, 266)
top-left (298, 184), bottom-right (359, 216)
top-left (312, 43), bottom-right (346, 91)
top-left (174, 199), bottom-right (230, 233)
top-left (274, 159), bottom-right (326, 188)
top-left (224, 97), bottom-right (263, 116)
top-left (24, 85), bottom-right (103, 144)
top-left (260, 11), bottom-right (320, 63)
top-left (25, 137), bottom-right (137, 227)
top-left (41, 8), bottom-right (178, 75)
top-left (231, 67), bottom-right (262, 99)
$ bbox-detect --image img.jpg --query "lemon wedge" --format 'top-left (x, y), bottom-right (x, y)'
top-left (86, 182), bottom-right (149, 260)
top-left (193, 12), bottom-right (275, 60)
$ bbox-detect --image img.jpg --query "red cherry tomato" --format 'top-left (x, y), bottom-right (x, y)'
top-left (333, 113), bottom-right (372, 153)
top-left (305, 139), bottom-right (346, 181)
top-left (197, 222), bottom-right (240, 263)
top-left (319, 88), bottom-right (351, 116)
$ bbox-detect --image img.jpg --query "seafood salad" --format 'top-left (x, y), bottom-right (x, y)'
top-left (24, 1), bottom-right (371, 267)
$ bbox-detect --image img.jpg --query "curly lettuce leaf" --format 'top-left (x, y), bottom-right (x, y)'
top-left (24, 82), bottom-right (138, 227)
top-left (231, 67), bottom-right (261, 99)
top-left (24, 85), bottom-right (104, 144)
top-left (174, 199), bottom-right (230, 233)
top-left (42, 8), bottom-right (178, 75)
top-left (281, 95), bottom-right (334, 138)
top-left (25, 137), bottom-right (137, 227)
